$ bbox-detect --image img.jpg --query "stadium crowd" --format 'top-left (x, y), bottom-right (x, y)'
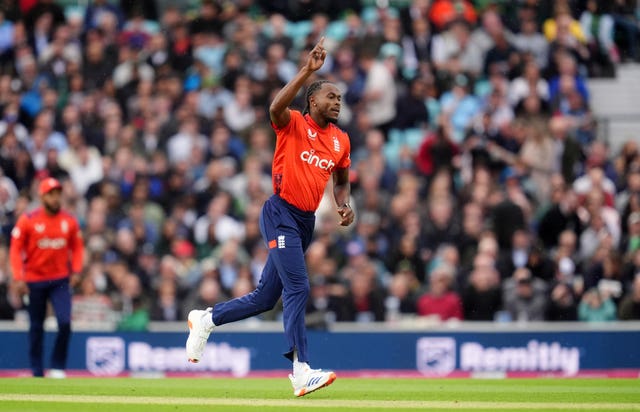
top-left (1, 0), bottom-right (640, 330)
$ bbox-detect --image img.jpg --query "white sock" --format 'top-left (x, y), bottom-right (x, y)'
top-left (204, 312), bottom-right (215, 329)
top-left (293, 360), bottom-right (310, 376)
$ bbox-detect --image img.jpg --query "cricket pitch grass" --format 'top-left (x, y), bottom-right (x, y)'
top-left (0, 377), bottom-right (638, 411)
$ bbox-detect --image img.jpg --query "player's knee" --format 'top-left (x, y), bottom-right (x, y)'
top-left (289, 280), bottom-right (310, 297)
top-left (260, 296), bottom-right (280, 311)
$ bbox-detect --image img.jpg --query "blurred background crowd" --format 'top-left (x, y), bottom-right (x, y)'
top-left (0, 0), bottom-right (640, 330)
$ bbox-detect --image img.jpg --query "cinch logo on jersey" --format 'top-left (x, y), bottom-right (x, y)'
top-left (37, 237), bottom-right (67, 249)
top-left (300, 150), bottom-right (335, 171)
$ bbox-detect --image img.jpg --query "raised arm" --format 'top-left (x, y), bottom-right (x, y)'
top-left (269, 37), bottom-right (327, 129)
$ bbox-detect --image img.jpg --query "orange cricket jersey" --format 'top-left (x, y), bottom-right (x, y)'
top-left (271, 110), bottom-right (351, 212)
top-left (9, 207), bottom-right (84, 282)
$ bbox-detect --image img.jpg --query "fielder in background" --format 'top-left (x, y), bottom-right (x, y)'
top-left (186, 37), bottom-right (355, 397)
top-left (9, 177), bottom-right (84, 378)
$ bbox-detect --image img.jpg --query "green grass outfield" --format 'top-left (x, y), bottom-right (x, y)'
top-left (0, 377), bottom-right (639, 412)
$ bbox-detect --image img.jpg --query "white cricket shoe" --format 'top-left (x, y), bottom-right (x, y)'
top-left (186, 307), bottom-right (214, 363)
top-left (288, 368), bottom-right (337, 397)
top-left (47, 369), bottom-right (66, 379)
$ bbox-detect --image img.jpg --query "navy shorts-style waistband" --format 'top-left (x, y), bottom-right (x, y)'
top-left (271, 195), bottom-right (315, 218)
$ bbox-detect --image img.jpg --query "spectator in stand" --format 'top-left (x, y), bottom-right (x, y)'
top-left (487, 186), bottom-right (526, 252)
top-left (483, 28), bottom-right (521, 80)
top-left (393, 76), bottom-right (430, 130)
top-left (422, 195), bottom-right (460, 253)
top-left (509, 59), bottom-right (550, 108)
top-left (574, 145), bottom-right (618, 201)
top-left (584, 249), bottom-right (626, 305)
top-left (384, 270), bottom-right (418, 321)
top-left (359, 44), bottom-right (398, 137)
top-left (545, 3), bottom-right (590, 73)
top-left (578, 287), bottom-right (617, 322)
top-left (614, 150), bottom-right (640, 209)
top-left (72, 273), bottom-right (114, 326)
top-left (620, 242), bottom-right (640, 284)
top-left (415, 121), bottom-right (460, 179)
top-left (461, 254), bottom-right (502, 320)
top-left (611, 0), bottom-right (640, 62)
top-left (546, 250), bottom-right (582, 320)
top-left (0, 246), bottom-right (19, 320)
top-left (83, 0), bottom-right (124, 32)
top-left (502, 267), bottom-right (548, 322)
top-left (549, 51), bottom-right (590, 109)
top-left (618, 274), bottom-right (640, 320)
top-left (431, 19), bottom-right (483, 82)
top-left (386, 233), bottom-right (426, 284)
top-left (401, 15), bottom-right (432, 77)
top-left (497, 228), bottom-right (555, 282)
top-left (619, 171), bottom-right (640, 237)
top-left (620, 212), bottom-right (640, 258)
top-left (223, 82), bottom-right (257, 135)
top-left (546, 281), bottom-right (578, 321)
top-left (516, 121), bottom-right (556, 205)
top-left (537, 179), bottom-right (583, 250)
top-left (24, 0), bottom-right (66, 35)
top-left (513, 17), bottom-right (549, 70)
top-left (417, 264), bottom-right (464, 321)
top-left (400, 0), bottom-right (431, 37)
top-left (580, 0), bottom-right (618, 70)
top-left (342, 265), bottom-right (387, 323)
top-left (439, 74), bottom-right (481, 143)
top-left (577, 187), bottom-right (621, 261)
top-left (428, 0), bottom-right (477, 33)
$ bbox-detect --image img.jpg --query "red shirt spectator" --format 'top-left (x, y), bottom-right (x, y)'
top-left (417, 264), bottom-right (464, 320)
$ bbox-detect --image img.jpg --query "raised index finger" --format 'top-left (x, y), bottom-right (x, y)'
top-left (315, 36), bottom-right (325, 49)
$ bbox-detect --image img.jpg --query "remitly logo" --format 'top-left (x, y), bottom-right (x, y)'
top-left (300, 150), bottom-right (335, 171)
top-left (460, 340), bottom-right (580, 375)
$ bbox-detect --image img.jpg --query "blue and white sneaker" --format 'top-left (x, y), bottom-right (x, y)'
top-left (288, 368), bottom-right (337, 397)
top-left (186, 307), bottom-right (214, 363)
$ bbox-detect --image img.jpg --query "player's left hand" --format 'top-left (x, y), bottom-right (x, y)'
top-left (70, 273), bottom-right (82, 288)
top-left (337, 203), bottom-right (355, 226)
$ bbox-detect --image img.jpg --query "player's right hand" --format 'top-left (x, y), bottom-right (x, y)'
top-left (12, 280), bottom-right (29, 297)
top-left (306, 37), bottom-right (327, 72)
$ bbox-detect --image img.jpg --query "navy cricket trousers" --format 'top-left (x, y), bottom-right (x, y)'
top-left (27, 277), bottom-right (72, 377)
top-left (212, 195), bottom-right (315, 363)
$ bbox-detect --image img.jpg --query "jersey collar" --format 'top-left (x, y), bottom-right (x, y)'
top-left (304, 113), bottom-right (329, 131)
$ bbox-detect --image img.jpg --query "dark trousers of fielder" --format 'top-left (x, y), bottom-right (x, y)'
top-left (27, 277), bottom-right (72, 377)
top-left (212, 195), bottom-right (315, 363)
